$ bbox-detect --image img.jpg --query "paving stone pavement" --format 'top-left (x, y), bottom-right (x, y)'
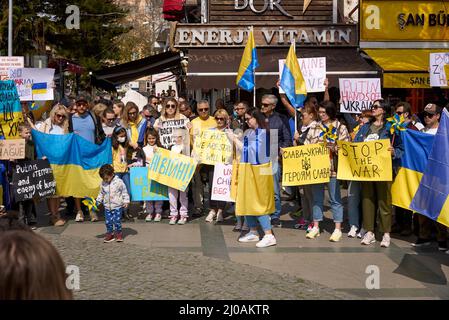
top-left (41, 233), bottom-right (354, 300)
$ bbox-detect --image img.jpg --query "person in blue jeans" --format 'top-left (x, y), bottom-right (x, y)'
top-left (96, 164), bottom-right (130, 243)
top-left (304, 101), bottom-right (350, 242)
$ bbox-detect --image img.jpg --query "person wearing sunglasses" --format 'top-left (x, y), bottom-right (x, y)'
top-left (353, 99), bottom-right (403, 248)
top-left (394, 101), bottom-right (424, 131)
top-left (190, 100), bottom-right (217, 214)
top-left (412, 103), bottom-right (448, 252)
top-left (101, 107), bottom-right (117, 137)
top-left (29, 103), bottom-right (70, 227)
top-left (122, 102), bottom-right (148, 150)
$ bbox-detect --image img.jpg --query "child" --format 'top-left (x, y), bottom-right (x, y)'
top-left (15, 124), bottom-right (38, 229)
top-left (168, 129), bottom-right (189, 225)
top-left (111, 126), bottom-right (133, 220)
top-left (142, 127), bottom-right (163, 222)
top-left (96, 164), bottom-right (130, 243)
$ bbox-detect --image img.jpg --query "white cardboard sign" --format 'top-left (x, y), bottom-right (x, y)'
top-left (0, 56), bottom-right (24, 79)
top-left (339, 78), bottom-right (382, 114)
top-left (278, 57), bottom-right (326, 93)
top-left (211, 164), bottom-right (234, 203)
top-left (8, 68), bottom-right (55, 101)
top-left (429, 53), bottom-right (449, 87)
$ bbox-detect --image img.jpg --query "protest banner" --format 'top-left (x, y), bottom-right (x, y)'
top-left (193, 129), bottom-right (233, 165)
top-left (337, 139), bottom-right (392, 181)
top-left (211, 163), bottom-right (234, 202)
top-left (339, 78), bottom-right (382, 113)
top-left (279, 57), bottom-right (326, 93)
top-left (12, 159), bottom-right (56, 201)
top-left (158, 119), bottom-right (190, 149)
top-left (130, 167), bottom-right (169, 201)
top-left (0, 139), bottom-right (25, 159)
top-left (147, 148), bottom-right (197, 192)
top-left (0, 80), bottom-right (24, 139)
top-left (0, 56), bottom-right (24, 80)
top-left (281, 144), bottom-right (331, 186)
top-left (429, 53), bottom-right (449, 87)
top-left (8, 68), bottom-right (55, 101)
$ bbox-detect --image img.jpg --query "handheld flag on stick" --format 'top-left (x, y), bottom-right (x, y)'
top-left (82, 197), bottom-right (99, 212)
top-left (280, 41), bottom-right (307, 109)
top-left (386, 114), bottom-right (407, 145)
top-left (236, 28), bottom-right (259, 92)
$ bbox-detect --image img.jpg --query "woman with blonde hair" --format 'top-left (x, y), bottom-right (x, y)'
top-left (29, 103), bottom-right (69, 227)
top-left (121, 102), bottom-right (148, 149)
top-left (113, 101), bottom-right (125, 124)
top-left (92, 103), bottom-right (108, 119)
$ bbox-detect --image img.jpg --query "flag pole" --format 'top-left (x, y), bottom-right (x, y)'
top-left (292, 39), bottom-right (298, 135)
top-left (252, 26), bottom-right (256, 108)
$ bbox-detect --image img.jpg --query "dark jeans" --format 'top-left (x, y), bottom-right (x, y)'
top-left (18, 200), bottom-right (37, 226)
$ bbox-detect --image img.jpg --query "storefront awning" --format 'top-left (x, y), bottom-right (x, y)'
top-left (186, 48), bottom-right (379, 89)
top-left (363, 49), bottom-right (447, 88)
top-left (92, 51), bottom-right (182, 90)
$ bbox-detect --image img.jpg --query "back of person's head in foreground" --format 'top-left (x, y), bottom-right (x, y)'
top-left (0, 230), bottom-right (73, 300)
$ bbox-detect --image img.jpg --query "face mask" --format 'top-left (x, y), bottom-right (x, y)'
top-left (117, 137), bottom-right (126, 143)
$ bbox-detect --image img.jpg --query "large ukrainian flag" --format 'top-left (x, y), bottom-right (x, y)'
top-left (32, 130), bottom-right (112, 198)
top-left (410, 109), bottom-right (449, 227)
top-left (391, 129), bottom-right (434, 211)
top-left (280, 42), bottom-right (307, 108)
top-left (236, 29), bottom-right (259, 91)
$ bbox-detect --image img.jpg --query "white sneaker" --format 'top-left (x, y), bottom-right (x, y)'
top-left (145, 214), bottom-right (153, 222)
top-left (348, 225), bottom-right (358, 238)
top-left (205, 210), bottom-right (216, 223)
top-left (75, 211), bottom-right (84, 222)
top-left (177, 217), bottom-right (187, 225)
top-left (329, 229), bottom-right (342, 242)
top-left (169, 217), bottom-right (177, 225)
top-left (153, 214), bottom-right (162, 222)
top-left (361, 231), bottom-right (376, 245)
top-left (238, 232), bottom-right (260, 243)
top-left (256, 234), bottom-right (277, 248)
top-left (357, 228), bottom-right (366, 239)
top-left (306, 226), bottom-right (320, 239)
top-left (215, 209), bottom-right (224, 222)
top-left (381, 233), bottom-right (391, 248)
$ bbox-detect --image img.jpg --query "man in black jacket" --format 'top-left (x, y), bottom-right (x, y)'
top-left (261, 94), bottom-right (292, 227)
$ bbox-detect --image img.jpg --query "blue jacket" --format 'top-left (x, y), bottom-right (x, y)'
top-left (266, 112), bottom-right (292, 149)
top-left (353, 122), bottom-right (404, 168)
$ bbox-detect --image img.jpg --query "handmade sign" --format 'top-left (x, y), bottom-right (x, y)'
top-left (0, 80), bottom-right (24, 138)
top-left (339, 78), bottom-right (382, 113)
top-left (282, 144), bottom-right (331, 186)
top-left (193, 129), bottom-right (233, 165)
top-left (0, 139), bottom-right (25, 159)
top-left (130, 167), bottom-right (169, 201)
top-left (279, 57), bottom-right (326, 93)
top-left (0, 56), bottom-right (24, 80)
top-left (8, 68), bottom-right (55, 101)
top-left (337, 139), bottom-right (392, 181)
top-left (429, 53), bottom-right (449, 87)
top-left (12, 159), bottom-right (56, 201)
top-left (158, 119), bottom-right (189, 149)
top-left (211, 163), bottom-right (234, 202)
top-left (147, 148), bottom-right (197, 192)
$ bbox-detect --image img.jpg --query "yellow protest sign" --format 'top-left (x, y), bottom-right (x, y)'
top-left (193, 129), bottom-right (233, 165)
top-left (281, 144), bottom-right (331, 186)
top-left (147, 148), bottom-right (197, 192)
top-left (337, 139), bottom-right (392, 181)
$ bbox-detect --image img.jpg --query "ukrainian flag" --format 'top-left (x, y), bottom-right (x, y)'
top-left (31, 130), bottom-right (112, 198)
top-left (409, 109), bottom-right (449, 227)
top-left (236, 29), bottom-right (259, 91)
top-left (31, 82), bottom-right (47, 95)
top-left (280, 42), bottom-right (307, 108)
top-left (391, 129), bottom-right (434, 212)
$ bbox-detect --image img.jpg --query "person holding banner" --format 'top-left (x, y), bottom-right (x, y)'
top-left (353, 99), bottom-right (402, 248)
top-left (142, 128), bottom-right (163, 222)
top-left (292, 105), bottom-right (318, 231)
top-left (205, 109), bottom-right (231, 224)
top-left (122, 102), bottom-right (148, 149)
top-left (32, 103), bottom-right (69, 227)
top-left (230, 109), bottom-right (277, 248)
top-left (304, 101), bottom-right (349, 242)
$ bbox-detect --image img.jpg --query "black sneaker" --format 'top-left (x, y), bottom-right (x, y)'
top-left (271, 218), bottom-right (282, 228)
top-left (411, 238), bottom-right (432, 247)
top-left (438, 241), bottom-right (448, 251)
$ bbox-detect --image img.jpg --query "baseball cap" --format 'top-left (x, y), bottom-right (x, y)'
top-left (424, 103), bottom-right (438, 114)
top-left (76, 95), bottom-right (89, 104)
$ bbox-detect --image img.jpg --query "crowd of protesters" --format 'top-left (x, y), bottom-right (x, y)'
top-left (2, 81), bottom-right (448, 252)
